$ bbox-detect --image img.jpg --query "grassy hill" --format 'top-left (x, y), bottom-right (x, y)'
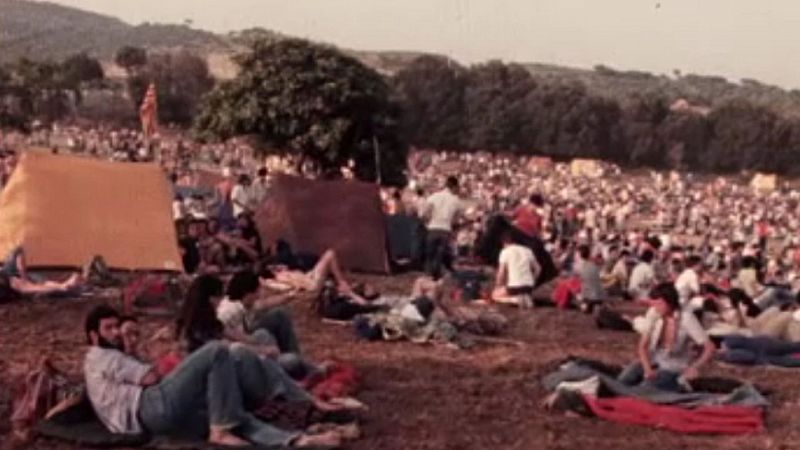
top-left (0, 0), bottom-right (232, 61)
top-left (4, 0), bottom-right (800, 117)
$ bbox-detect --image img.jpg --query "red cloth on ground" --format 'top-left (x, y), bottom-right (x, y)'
top-left (552, 277), bottom-right (581, 309)
top-left (123, 275), bottom-right (167, 314)
top-left (582, 395), bottom-right (763, 435)
top-left (302, 362), bottom-right (359, 400)
top-left (155, 353), bottom-right (182, 377)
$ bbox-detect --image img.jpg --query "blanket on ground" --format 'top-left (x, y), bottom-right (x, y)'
top-left (582, 395), bottom-right (763, 435)
top-left (542, 360), bottom-right (769, 408)
top-left (34, 394), bottom-right (309, 449)
top-left (541, 359), bottom-right (769, 435)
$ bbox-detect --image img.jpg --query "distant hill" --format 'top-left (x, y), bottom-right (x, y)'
top-left (522, 63), bottom-right (800, 119)
top-left (4, 0), bottom-right (800, 117)
top-left (0, 0), bottom-right (232, 61)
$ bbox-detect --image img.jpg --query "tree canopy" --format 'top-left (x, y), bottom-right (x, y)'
top-left (194, 38), bottom-right (407, 185)
top-left (393, 56), bottom-right (800, 175)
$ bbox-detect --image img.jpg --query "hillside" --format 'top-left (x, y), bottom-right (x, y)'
top-left (4, 0), bottom-right (800, 118)
top-left (523, 63), bottom-right (800, 118)
top-left (0, 0), bottom-right (232, 61)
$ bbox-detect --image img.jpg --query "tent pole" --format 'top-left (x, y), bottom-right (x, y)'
top-left (372, 136), bottom-right (382, 185)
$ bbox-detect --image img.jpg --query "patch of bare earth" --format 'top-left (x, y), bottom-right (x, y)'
top-left (1, 273), bottom-right (799, 450)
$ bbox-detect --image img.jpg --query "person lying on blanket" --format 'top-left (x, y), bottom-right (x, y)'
top-left (618, 282), bottom-right (716, 391)
top-left (83, 305), bottom-right (343, 448)
top-left (1, 246), bottom-right (83, 296)
top-left (262, 249), bottom-right (360, 297)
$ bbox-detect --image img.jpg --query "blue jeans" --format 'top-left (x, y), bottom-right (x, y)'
top-left (250, 307), bottom-right (301, 354)
top-left (617, 361), bottom-right (682, 392)
top-left (720, 335), bottom-right (800, 367)
top-left (249, 308), bottom-right (320, 380)
top-left (1, 246), bottom-right (22, 278)
top-left (229, 343), bottom-right (314, 411)
top-left (138, 341), bottom-right (298, 446)
top-left (755, 287), bottom-right (795, 310)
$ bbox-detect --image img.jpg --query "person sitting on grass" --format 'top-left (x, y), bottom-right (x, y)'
top-left (216, 270), bottom-right (313, 377)
top-left (492, 231), bottom-right (541, 308)
top-left (618, 283), bottom-right (716, 391)
top-left (83, 304), bottom-right (342, 448)
top-left (177, 274), bottom-right (363, 412)
top-left (574, 244), bottom-right (606, 313)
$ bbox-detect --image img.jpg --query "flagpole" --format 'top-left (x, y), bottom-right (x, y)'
top-left (372, 135), bottom-right (381, 185)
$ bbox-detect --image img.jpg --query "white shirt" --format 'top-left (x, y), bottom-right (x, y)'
top-left (423, 189), bottom-right (462, 232)
top-left (628, 262), bottom-right (655, 299)
top-left (498, 244), bottom-right (538, 288)
top-left (638, 307), bottom-right (710, 372)
top-left (250, 178), bottom-right (270, 206)
top-left (84, 347), bottom-right (151, 434)
top-left (172, 200), bottom-right (185, 220)
top-left (216, 297), bottom-right (247, 334)
top-left (231, 184), bottom-right (251, 217)
top-left (675, 268), bottom-right (700, 306)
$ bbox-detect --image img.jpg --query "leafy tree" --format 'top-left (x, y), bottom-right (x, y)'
top-left (462, 61), bottom-right (538, 153)
top-left (705, 100), bottom-right (779, 172)
top-left (59, 52), bottom-right (104, 104)
top-left (5, 58), bottom-right (70, 123)
top-left (61, 53), bottom-right (104, 86)
top-left (194, 38), bottom-right (407, 185)
top-left (114, 46), bottom-right (148, 73)
top-left (393, 55), bottom-right (467, 150)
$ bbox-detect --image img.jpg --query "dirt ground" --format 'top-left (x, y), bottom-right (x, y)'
top-left (2, 273), bottom-right (800, 450)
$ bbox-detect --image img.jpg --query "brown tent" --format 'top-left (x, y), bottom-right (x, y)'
top-left (0, 152), bottom-right (182, 271)
top-left (255, 175), bottom-right (389, 273)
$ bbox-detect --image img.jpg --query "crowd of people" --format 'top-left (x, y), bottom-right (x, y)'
top-left (392, 151), bottom-right (800, 389)
top-left (5, 122), bottom-right (800, 445)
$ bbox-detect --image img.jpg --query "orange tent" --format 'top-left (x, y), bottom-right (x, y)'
top-left (0, 152), bottom-right (182, 271)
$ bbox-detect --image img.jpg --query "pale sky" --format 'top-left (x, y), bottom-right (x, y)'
top-left (50, 0), bottom-right (800, 89)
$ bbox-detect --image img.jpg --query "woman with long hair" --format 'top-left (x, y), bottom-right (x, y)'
top-left (176, 274), bottom-right (360, 416)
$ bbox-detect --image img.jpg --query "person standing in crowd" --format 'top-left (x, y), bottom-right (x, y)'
top-left (674, 255), bottom-right (703, 308)
top-left (420, 176), bottom-right (463, 276)
top-left (250, 167), bottom-right (270, 207)
top-left (511, 193), bottom-right (544, 238)
top-left (231, 174), bottom-right (253, 219)
top-left (629, 249), bottom-right (656, 300)
top-left (214, 167), bottom-right (235, 228)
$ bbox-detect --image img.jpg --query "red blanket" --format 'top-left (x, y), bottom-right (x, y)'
top-left (552, 277), bottom-right (581, 309)
top-left (583, 395), bottom-right (763, 435)
top-left (302, 362), bottom-right (359, 400)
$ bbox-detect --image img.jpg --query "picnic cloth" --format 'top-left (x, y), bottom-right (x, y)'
top-left (542, 360), bottom-right (769, 408)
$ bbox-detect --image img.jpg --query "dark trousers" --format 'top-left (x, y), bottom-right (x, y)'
top-left (720, 335), bottom-right (800, 367)
top-left (425, 229), bottom-right (452, 276)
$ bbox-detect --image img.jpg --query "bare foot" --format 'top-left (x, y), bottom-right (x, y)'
top-left (328, 397), bottom-right (368, 411)
top-left (313, 399), bottom-right (345, 413)
top-left (293, 430), bottom-right (341, 448)
top-left (208, 429), bottom-right (249, 447)
top-left (65, 273), bottom-right (81, 287)
top-left (309, 423), bottom-right (361, 441)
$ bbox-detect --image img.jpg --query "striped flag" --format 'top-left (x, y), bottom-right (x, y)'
top-left (139, 82), bottom-right (158, 138)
